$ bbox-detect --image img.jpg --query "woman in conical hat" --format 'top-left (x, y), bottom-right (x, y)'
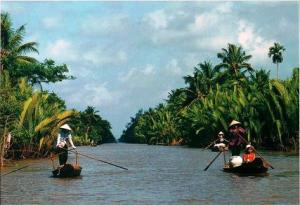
top-left (229, 120), bottom-right (241, 128)
top-left (56, 124), bottom-right (76, 166)
top-left (228, 120), bottom-right (246, 156)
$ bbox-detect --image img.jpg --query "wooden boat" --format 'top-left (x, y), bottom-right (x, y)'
top-left (223, 157), bottom-right (269, 174)
top-left (52, 151), bottom-right (82, 178)
top-left (52, 164), bottom-right (82, 178)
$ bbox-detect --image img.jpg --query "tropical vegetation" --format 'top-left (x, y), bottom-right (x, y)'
top-left (120, 44), bottom-right (299, 152)
top-left (0, 12), bottom-right (115, 166)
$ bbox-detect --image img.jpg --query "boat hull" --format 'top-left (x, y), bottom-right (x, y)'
top-left (52, 164), bottom-right (82, 178)
top-left (223, 157), bottom-right (269, 174)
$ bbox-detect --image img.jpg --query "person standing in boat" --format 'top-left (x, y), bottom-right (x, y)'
top-left (228, 120), bottom-right (246, 156)
top-left (243, 145), bottom-right (256, 163)
top-left (56, 124), bottom-right (76, 166)
top-left (213, 131), bottom-right (228, 150)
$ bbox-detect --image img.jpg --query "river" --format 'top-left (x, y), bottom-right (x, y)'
top-left (0, 144), bottom-right (299, 205)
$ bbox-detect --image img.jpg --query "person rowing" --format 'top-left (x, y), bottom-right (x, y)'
top-left (213, 131), bottom-right (228, 151)
top-left (228, 120), bottom-right (246, 156)
top-left (55, 124), bottom-right (76, 166)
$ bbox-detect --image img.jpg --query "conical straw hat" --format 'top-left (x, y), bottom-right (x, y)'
top-left (60, 124), bottom-right (72, 131)
top-left (229, 120), bottom-right (241, 127)
top-left (218, 131), bottom-right (224, 135)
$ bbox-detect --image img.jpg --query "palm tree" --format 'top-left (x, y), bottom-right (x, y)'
top-left (268, 42), bottom-right (285, 79)
top-left (216, 43), bottom-right (253, 76)
top-left (17, 88), bottom-right (78, 155)
top-left (81, 106), bottom-right (99, 140)
top-left (182, 61), bottom-right (219, 108)
top-left (1, 12), bottom-right (39, 73)
top-left (250, 69), bottom-right (270, 94)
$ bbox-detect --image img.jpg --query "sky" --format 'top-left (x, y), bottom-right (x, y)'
top-left (2, 1), bottom-right (299, 138)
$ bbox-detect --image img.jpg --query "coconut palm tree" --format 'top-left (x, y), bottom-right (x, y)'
top-left (182, 61), bottom-right (220, 109)
top-left (1, 12), bottom-right (39, 73)
top-left (216, 43), bottom-right (253, 77)
top-left (268, 42), bottom-right (285, 79)
top-left (81, 106), bottom-right (99, 139)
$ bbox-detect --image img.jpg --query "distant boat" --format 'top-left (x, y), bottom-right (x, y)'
top-left (223, 157), bottom-right (269, 174)
top-left (90, 140), bottom-right (97, 147)
top-left (52, 164), bottom-right (82, 178)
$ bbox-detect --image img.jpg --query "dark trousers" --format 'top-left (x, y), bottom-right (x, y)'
top-left (57, 145), bottom-right (68, 165)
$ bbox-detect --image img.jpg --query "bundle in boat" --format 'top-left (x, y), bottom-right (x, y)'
top-left (52, 164), bottom-right (82, 178)
top-left (223, 157), bottom-right (269, 174)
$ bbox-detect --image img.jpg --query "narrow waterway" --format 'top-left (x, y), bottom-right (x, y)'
top-left (1, 143), bottom-right (299, 205)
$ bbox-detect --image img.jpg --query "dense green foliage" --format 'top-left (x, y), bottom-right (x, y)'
top-left (120, 44), bottom-right (299, 151)
top-left (0, 13), bottom-right (115, 163)
top-left (69, 106), bottom-right (115, 145)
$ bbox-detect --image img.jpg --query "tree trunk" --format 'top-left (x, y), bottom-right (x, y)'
top-left (277, 62), bottom-right (279, 80)
top-left (85, 126), bottom-right (90, 142)
top-left (0, 131), bottom-right (8, 167)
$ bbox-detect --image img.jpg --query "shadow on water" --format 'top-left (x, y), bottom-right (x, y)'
top-left (49, 175), bottom-right (83, 179)
top-left (222, 171), bottom-right (271, 178)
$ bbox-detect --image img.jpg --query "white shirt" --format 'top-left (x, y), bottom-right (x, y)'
top-left (56, 131), bottom-right (76, 148)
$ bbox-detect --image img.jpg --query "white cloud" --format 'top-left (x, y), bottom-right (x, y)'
top-left (42, 17), bottom-right (59, 29)
top-left (188, 12), bottom-right (219, 32)
top-left (69, 83), bottom-right (121, 108)
top-left (183, 53), bottom-right (203, 69)
top-left (46, 39), bottom-right (78, 61)
top-left (237, 20), bottom-right (274, 63)
top-left (216, 2), bottom-right (233, 14)
top-left (119, 68), bottom-right (137, 83)
top-left (83, 49), bottom-right (127, 66)
top-left (165, 59), bottom-right (182, 76)
top-left (82, 14), bottom-right (129, 36)
top-left (195, 36), bottom-right (234, 51)
top-left (144, 5), bottom-right (275, 66)
top-left (142, 64), bottom-right (156, 75)
top-left (144, 9), bottom-right (170, 30)
top-left (119, 64), bottom-right (156, 83)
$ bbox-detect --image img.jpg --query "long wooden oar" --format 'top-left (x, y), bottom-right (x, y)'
top-left (239, 135), bottom-right (274, 169)
top-left (1, 165), bottom-right (30, 177)
top-left (68, 150), bottom-right (128, 170)
top-left (204, 151), bottom-right (223, 171)
top-left (251, 147), bottom-right (274, 169)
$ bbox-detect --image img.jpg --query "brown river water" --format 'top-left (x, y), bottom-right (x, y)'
top-left (0, 143), bottom-right (299, 205)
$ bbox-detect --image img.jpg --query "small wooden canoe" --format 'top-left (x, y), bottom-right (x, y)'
top-left (223, 157), bottom-right (269, 174)
top-left (52, 164), bottom-right (82, 178)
